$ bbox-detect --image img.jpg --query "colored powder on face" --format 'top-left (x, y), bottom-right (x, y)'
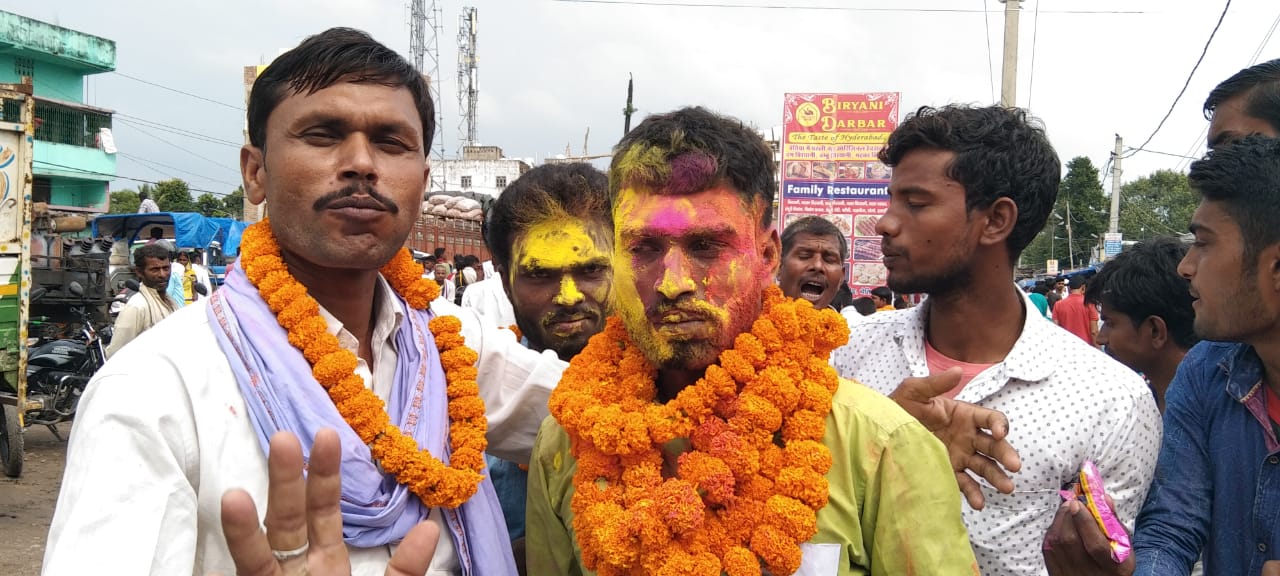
top-left (514, 219), bottom-right (609, 274)
top-left (554, 275), bottom-right (585, 305)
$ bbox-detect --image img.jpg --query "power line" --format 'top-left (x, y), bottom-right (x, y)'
top-left (1124, 0), bottom-right (1232, 159)
top-left (116, 119), bottom-right (241, 176)
top-left (548, 0), bottom-right (1144, 13)
top-left (1027, 0), bottom-right (1041, 109)
top-left (110, 71), bottom-right (245, 111)
top-left (982, 0), bottom-right (996, 103)
top-left (118, 152), bottom-right (242, 188)
top-left (114, 113), bottom-right (242, 148)
top-left (1124, 147), bottom-right (1201, 161)
top-left (1175, 5), bottom-right (1278, 172)
top-left (33, 160), bottom-right (232, 197)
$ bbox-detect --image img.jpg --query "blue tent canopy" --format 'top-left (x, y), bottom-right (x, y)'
top-left (92, 212), bottom-right (244, 256)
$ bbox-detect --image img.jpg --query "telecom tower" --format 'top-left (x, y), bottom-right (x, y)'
top-left (457, 7), bottom-right (478, 150)
top-left (410, 0), bottom-right (447, 193)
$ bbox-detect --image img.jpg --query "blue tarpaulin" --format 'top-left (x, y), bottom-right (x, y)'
top-left (92, 212), bottom-right (244, 255)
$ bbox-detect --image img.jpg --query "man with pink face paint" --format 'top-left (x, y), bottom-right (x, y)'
top-left (526, 107), bottom-right (988, 575)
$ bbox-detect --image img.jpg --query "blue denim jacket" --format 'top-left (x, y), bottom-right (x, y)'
top-left (1134, 341), bottom-right (1280, 576)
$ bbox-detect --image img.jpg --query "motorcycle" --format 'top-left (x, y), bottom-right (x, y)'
top-left (0, 281), bottom-right (110, 477)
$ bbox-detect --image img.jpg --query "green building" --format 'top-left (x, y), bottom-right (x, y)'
top-left (0, 10), bottom-right (116, 212)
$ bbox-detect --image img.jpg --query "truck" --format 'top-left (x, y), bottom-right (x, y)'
top-left (0, 83), bottom-right (37, 477)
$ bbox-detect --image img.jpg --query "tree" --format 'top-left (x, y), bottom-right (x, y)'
top-left (109, 189), bottom-right (139, 214)
top-left (1117, 170), bottom-right (1196, 242)
top-left (155, 178), bottom-right (195, 212)
top-left (1022, 156), bottom-right (1110, 272)
top-left (195, 193), bottom-right (225, 217)
top-left (222, 186), bottom-right (245, 220)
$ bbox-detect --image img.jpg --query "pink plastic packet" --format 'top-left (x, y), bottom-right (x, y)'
top-left (1058, 460), bottom-right (1132, 563)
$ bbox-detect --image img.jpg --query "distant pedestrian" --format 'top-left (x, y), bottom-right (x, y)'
top-left (1053, 275), bottom-right (1099, 346)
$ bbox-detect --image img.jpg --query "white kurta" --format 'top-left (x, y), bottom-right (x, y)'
top-left (459, 277), bottom-right (516, 328)
top-left (43, 277), bottom-right (567, 576)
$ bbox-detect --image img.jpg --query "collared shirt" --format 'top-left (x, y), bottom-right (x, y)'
top-left (43, 276), bottom-right (568, 576)
top-left (829, 291), bottom-right (1161, 576)
top-left (460, 277), bottom-right (516, 328)
top-left (526, 379), bottom-right (980, 576)
top-left (1134, 341), bottom-right (1280, 576)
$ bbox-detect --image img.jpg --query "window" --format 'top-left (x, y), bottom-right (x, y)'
top-left (460, 176), bottom-right (472, 189)
top-left (496, 176), bottom-right (507, 188)
top-left (14, 57), bottom-right (34, 78)
top-left (33, 177), bottom-right (51, 205)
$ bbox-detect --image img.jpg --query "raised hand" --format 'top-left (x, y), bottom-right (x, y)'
top-left (218, 429), bottom-right (439, 576)
top-left (890, 368), bottom-right (1023, 510)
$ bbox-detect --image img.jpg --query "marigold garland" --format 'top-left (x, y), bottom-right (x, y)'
top-left (548, 285), bottom-right (850, 576)
top-left (239, 219), bottom-right (488, 509)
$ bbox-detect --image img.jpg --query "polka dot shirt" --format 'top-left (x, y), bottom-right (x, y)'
top-left (830, 292), bottom-right (1162, 576)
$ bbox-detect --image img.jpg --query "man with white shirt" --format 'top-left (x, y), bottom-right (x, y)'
top-left (43, 27), bottom-right (565, 576)
top-left (829, 104), bottom-right (1161, 576)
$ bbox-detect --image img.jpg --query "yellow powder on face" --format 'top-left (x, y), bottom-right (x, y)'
top-left (512, 218), bottom-right (611, 303)
top-left (554, 275), bottom-right (585, 305)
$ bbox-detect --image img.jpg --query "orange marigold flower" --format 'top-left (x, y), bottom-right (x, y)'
top-left (782, 439), bottom-right (833, 475)
top-left (723, 546), bottom-right (763, 576)
top-left (654, 479), bottom-right (705, 535)
top-left (782, 409), bottom-right (827, 442)
top-left (766, 494), bottom-right (818, 542)
top-left (678, 452), bottom-right (735, 505)
top-left (750, 524), bottom-right (803, 576)
top-left (774, 467), bottom-right (830, 510)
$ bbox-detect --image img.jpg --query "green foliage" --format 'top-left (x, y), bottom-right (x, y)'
top-left (195, 193), bottom-right (224, 217)
top-left (1021, 156), bottom-right (1110, 272)
top-left (109, 189), bottom-right (139, 214)
top-left (222, 186), bottom-right (245, 220)
top-left (155, 178), bottom-right (195, 212)
top-left (1117, 170), bottom-right (1196, 241)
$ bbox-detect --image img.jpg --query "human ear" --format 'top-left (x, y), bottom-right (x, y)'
top-left (978, 197), bottom-right (1018, 247)
top-left (241, 145), bottom-right (267, 205)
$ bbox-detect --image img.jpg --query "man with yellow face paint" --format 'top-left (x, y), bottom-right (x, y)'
top-left (481, 162), bottom-right (613, 571)
top-left (487, 163), bottom-right (613, 361)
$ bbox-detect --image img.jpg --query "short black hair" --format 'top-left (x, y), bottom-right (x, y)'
top-left (1203, 58), bottom-right (1280, 133)
top-left (139, 191), bottom-right (149, 200)
top-left (486, 163), bottom-right (610, 273)
top-left (1187, 135), bottom-right (1280, 272)
top-left (870, 286), bottom-right (893, 301)
top-left (830, 282), bottom-right (855, 311)
top-left (852, 297), bottom-right (876, 316)
top-left (880, 105), bottom-right (1061, 260)
top-left (133, 243), bottom-right (170, 268)
top-left (149, 227), bottom-right (164, 239)
top-left (247, 27), bottom-right (435, 152)
top-left (610, 107), bottom-right (775, 228)
top-left (1086, 237), bottom-right (1198, 350)
top-left (781, 216), bottom-right (849, 261)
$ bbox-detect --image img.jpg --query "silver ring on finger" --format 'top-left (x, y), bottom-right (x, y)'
top-left (272, 542), bottom-right (310, 562)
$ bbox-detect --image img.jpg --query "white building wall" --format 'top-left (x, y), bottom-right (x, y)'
top-left (430, 159), bottom-right (529, 198)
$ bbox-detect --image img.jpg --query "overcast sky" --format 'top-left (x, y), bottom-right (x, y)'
top-left (10, 0), bottom-right (1280, 199)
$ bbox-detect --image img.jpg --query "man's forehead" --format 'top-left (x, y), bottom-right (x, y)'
top-left (789, 232), bottom-right (843, 251)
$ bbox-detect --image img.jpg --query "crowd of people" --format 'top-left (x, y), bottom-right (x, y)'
top-left (32, 25), bottom-right (1280, 576)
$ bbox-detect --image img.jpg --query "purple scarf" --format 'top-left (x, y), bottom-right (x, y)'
top-left (208, 262), bottom-right (515, 575)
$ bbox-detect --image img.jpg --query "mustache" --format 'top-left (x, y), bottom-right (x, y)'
top-left (650, 299), bottom-right (723, 322)
top-left (312, 182), bottom-right (400, 214)
top-left (542, 305), bottom-right (599, 325)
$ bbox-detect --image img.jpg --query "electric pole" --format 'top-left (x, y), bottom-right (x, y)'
top-left (624, 74), bottom-right (636, 135)
top-left (1108, 134), bottom-right (1123, 234)
top-left (999, 0), bottom-right (1021, 108)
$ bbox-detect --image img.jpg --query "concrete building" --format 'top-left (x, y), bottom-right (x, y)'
top-left (241, 64), bottom-right (267, 223)
top-left (431, 145), bottom-right (530, 198)
top-left (0, 10), bottom-right (116, 213)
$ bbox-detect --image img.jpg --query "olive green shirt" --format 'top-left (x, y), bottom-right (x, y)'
top-left (526, 378), bottom-right (979, 576)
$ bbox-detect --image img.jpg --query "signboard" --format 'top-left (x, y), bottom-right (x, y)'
top-left (1103, 232), bottom-right (1123, 259)
top-left (1046, 259), bottom-right (1060, 276)
top-left (780, 92), bottom-right (900, 295)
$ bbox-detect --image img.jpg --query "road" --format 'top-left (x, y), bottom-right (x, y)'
top-left (0, 424), bottom-right (68, 576)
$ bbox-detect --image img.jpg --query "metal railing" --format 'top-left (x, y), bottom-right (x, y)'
top-left (2, 97), bottom-right (112, 148)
